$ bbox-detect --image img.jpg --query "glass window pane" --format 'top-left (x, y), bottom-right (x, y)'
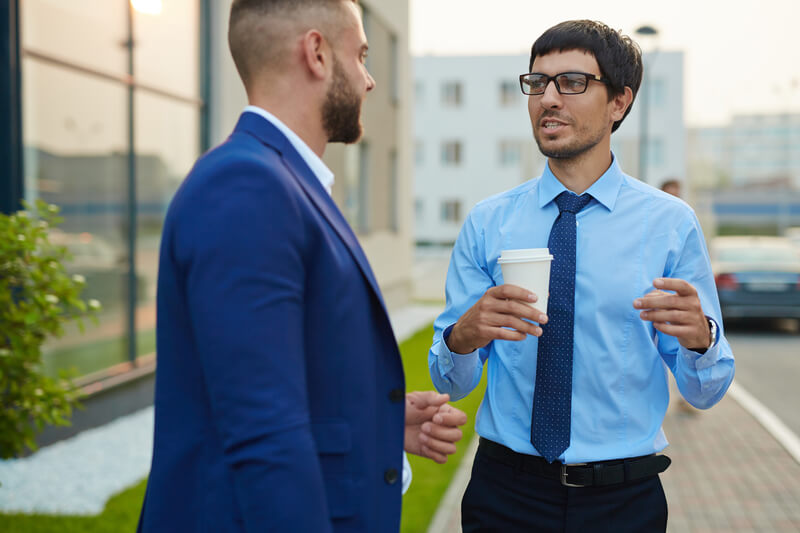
top-left (22, 0), bottom-right (128, 76)
top-left (133, 0), bottom-right (200, 98)
top-left (134, 91), bottom-right (202, 358)
top-left (22, 59), bottom-right (131, 378)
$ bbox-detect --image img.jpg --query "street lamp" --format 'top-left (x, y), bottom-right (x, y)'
top-left (635, 25), bottom-right (659, 183)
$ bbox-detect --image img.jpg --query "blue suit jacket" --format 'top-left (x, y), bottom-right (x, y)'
top-left (138, 112), bottom-right (406, 532)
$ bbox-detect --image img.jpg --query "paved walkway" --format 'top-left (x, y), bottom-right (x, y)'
top-left (428, 377), bottom-right (800, 532)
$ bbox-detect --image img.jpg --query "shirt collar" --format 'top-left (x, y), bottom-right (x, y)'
top-left (538, 153), bottom-right (624, 212)
top-left (243, 105), bottom-right (335, 195)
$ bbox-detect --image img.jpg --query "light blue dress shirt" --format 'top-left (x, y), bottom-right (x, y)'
top-left (429, 156), bottom-right (735, 464)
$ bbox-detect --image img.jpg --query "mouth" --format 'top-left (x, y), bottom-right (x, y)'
top-left (540, 119), bottom-right (568, 132)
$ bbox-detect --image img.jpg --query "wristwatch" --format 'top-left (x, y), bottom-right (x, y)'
top-left (706, 317), bottom-right (717, 349)
top-left (690, 317), bottom-right (716, 353)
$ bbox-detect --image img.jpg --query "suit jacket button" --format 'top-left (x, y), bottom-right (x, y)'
top-left (384, 468), bottom-right (399, 485)
top-left (389, 389), bottom-right (404, 403)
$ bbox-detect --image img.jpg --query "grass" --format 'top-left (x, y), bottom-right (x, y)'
top-left (0, 323), bottom-right (486, 533)
top-left (400, 324), bottom-right (486, 533)
top-left (0, 479), bottom-right (147, 533)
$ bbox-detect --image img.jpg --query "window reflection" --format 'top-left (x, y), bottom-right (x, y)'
top-left (134, 91), bottom-right (202, 356)
top-left (22, 0), bottom-right (127, 76)
top-left (133, 0), bottom-right (200, 98)
top-left (23, 59), bottom-right (130, 377)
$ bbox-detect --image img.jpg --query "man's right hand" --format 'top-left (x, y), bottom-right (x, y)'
top-left (446, 284), bottom-right (548, 354)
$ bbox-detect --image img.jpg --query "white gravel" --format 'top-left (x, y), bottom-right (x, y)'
top-left (0, 407), bottom-right (154, 515)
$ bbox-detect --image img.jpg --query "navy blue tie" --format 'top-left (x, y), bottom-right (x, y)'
top-left (531, 191), bottom-right (592, 463)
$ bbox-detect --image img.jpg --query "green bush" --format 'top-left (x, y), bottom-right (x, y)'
top-left (0, 200), bottom-right (100, 459)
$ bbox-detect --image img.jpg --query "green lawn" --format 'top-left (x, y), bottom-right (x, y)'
top-left (399, 324), bottom-right (486, 533)
top-left (0, 322), bottom-right (486, 533)
top-left (0, 479), bottom-right (147, 533)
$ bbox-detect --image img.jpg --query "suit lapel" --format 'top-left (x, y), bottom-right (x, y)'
top-left (234, 113), bottom-right (389, 313)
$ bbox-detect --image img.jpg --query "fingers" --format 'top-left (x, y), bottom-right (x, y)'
top-left (489, 283), bottom-right (538, 303)
top-left (433, 404), bottom-right (468, 427)
top-left (653, 277), bottom-right (697, 296)
top-left (406, 391), bottom-right (449, 410)
top-left (634, 282), bottom-right (699, 312)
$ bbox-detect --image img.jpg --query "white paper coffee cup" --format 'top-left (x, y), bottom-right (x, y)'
top-left (497, 248), bottom-right (553, 313)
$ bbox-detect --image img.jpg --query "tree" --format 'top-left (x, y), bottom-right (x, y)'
top-left (0, 200), bottom-right (99, 458)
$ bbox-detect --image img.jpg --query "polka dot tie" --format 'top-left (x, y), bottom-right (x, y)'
top-left (531, 191), bottom-right (593, 463)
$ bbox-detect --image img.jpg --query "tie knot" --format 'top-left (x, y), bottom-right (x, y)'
top-left (555, 191), bottom-right (592, 214)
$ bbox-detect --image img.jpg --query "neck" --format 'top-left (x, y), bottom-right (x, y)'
top-left (547, 139), bottom-right (613, 195)
top-left (247, 92), bottom-right (328, 158)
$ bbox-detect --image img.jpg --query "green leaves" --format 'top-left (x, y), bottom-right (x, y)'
top-left (0, 200), bottom-right (96, 459)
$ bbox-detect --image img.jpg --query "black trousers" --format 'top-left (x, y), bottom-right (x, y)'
top-left (461, 447), bottom-right (668, 533)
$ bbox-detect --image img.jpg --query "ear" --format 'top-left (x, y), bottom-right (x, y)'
top-left (300, 29), bottom-right (330, 80)
top-left (610, 86), bottom-right (634, 122)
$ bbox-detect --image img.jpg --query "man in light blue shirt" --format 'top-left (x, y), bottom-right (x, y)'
top-left (428, 20), bottom-right (734, 532)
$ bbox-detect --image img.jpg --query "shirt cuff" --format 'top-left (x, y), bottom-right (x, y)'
top-left (401, 452), bottom-right (411, 494)
top-left (679, 317), bottom-right (721, 371)
top-left (438, 324), bottom-right (479, 377)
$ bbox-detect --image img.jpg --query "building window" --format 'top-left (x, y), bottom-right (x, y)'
top-left (415, 198), bottom-right (424, 221)
top-left (649, 78), bottom-right (666, 107)
top-left (442, 81), bottom-right (462, 107)
top-left (390, 34), bottom-right (399, 105)
top-left (499, 140), bottom-right (522, 166)
top-left (415, 139), bottom-right (424, 167)
top-left (500, 80), bottom-right (519, 106)
top-left (648, 138), bottom-right (665, 168)
top-left (441, 199), bottom-right (461, 223)
top-left (357, 142), bottom-right (370, 233)
top-left (415, 81), bottom-right (424, 106)
top-left (441, 141), bottom-right (462, 166)
top-left (19, 0), bottom-right (205, 379)
top-left (389, 149), bottom-right (398, 232)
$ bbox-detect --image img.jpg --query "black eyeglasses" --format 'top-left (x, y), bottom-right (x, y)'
top-left (519, 71), bottom-right (610, 95)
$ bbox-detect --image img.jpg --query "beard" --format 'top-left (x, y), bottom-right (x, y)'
top-left (322, 55), bottom-right (364, 144)
top-left (533, 114), bottom-right (607, 160)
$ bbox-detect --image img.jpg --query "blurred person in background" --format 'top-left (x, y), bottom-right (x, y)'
top-left (428, 20), bottom-right (734, 532)
top-left (660, 178), bottom-right (682, 198)
top-left (138, 1), bottom-right (467, 532)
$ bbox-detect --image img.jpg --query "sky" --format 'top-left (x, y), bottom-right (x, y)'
top-left (409, 0), bottom-right (800, 127)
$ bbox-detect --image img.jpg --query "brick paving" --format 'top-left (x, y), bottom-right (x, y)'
top-left (430, 381), bottom-right (800, 532)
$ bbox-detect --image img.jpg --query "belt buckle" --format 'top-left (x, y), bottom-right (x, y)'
top-left (560, 463), bottom-right (588, 487)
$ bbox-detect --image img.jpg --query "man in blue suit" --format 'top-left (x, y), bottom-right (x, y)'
top-left (137, 1), bottom-right (467, 531)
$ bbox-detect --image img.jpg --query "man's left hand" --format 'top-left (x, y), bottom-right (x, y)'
top-left (404, 391), bottom-right (468, 464)
top-left (634, 278), bottom-right (711, 350)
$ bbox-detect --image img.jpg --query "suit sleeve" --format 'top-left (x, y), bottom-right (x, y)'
top-left (176, 159), bottom-right (332, 532)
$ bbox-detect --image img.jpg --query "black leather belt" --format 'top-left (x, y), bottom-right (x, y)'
top-left (478, 438), bottom-right (671, 488)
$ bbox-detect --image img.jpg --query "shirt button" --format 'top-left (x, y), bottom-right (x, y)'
top-left (384, 468), bottom-right (399, 485)
top-left (388, 388), bottom-right (404, 403)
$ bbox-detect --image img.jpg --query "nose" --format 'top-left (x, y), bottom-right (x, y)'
top-left (539, 79), bottom-right (563, 108)
top-left (365, 69), bottom-right (376, 92)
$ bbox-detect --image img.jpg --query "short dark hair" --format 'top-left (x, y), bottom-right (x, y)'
top-left (528, 20), bottom-right (643, 132)
top-left (228, 0), bottom-right (356, 87)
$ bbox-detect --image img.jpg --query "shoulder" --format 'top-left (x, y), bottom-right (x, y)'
top-left (468, 179), bottom-right (539, 223)
top-left (619, 175), bottom-right (695, 219)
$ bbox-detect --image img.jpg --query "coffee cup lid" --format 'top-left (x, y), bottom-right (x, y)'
top-left (498, 248), bottom-right (553, 263)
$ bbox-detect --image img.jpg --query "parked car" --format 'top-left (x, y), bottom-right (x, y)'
top-left (710, 236), bottom-right (800, 321)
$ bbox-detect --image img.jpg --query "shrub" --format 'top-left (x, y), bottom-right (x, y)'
top-left (0, 200), bottom-right (100, 459)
